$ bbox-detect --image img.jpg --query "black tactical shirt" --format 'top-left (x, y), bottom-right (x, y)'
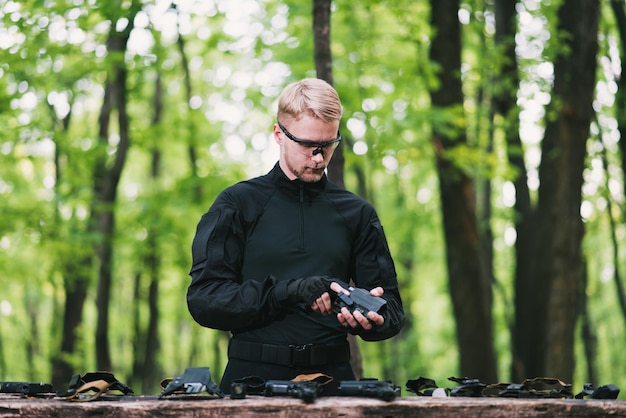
top-left (187, 163), bottom-right (404, 345)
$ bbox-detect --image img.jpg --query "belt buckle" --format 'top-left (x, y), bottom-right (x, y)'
top-left (289, 344), bottom-right (312, 367)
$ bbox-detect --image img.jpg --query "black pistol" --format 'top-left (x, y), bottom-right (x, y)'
top-left (333, 286), bottom-right (387, 316)
top-left (0, 382), bottom-right (54, 396)
top-left (338, 379), bottom-right (400, 401)
top-left (264, 380), bottom-right (320, 403)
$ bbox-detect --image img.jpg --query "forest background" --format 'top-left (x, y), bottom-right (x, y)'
top-left (2, 0), bottom-right (626, 398)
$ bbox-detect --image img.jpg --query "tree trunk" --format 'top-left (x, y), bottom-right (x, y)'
top-left (25, 290), bottom-right (39, 380)
top-left (579, 259), bottom-right (598, 386)
top-left (131, 271), bottom-right (145, 384)
top-left (52, 257), bottom-right (91, 388)
top-left (94, 11), bottom-right (136, 371)
top-left (493, 0), bottom-right (535, 382)
top-left (429, 0), bottom-right (497, 383)
top-left (312, 0), bottom-right (363, 378)
top-left (142, 236), bottom-right (161, 389)
top-left (142, 72), bottom-right (164, 392)
top-left (531, 0), bottom-right (599, 382)
top-left (314, 0), bottom-right (344, 188)
top-left (131, 71), bottom-right (164, 393)
top-left (175, 15), bottom-right (204, 202)
top-left (49, 95), bottom-right (92, 388)
top-left (475, 2), bottom-right (495, 351)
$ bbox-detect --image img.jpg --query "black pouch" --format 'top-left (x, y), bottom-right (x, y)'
top-left (160, 367), bottom-right (223, 399)
top-left (448, 376), bottom-right (487, 397)
top-left (406, 377), bottom-right (438, 396)
top-left (575, 383), bottom-right (620, 400)
top-left (56, 371), bottom-right (133, 402)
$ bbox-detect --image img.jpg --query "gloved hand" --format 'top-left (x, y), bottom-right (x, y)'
top-left (274, 275), bottom-right (336, 308)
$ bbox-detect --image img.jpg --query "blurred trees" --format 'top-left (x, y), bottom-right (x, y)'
top-left (517, 0), bottom-right (599, 384)
top-left (429, 0), bottom-right (497, 383)
top-left (0, 0), bottom-right (623, 396)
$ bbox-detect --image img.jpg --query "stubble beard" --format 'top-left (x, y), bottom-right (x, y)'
top-left (295, 166), bottom-right (325, 183)
top-left (287, 158), bottom-right (325, 183)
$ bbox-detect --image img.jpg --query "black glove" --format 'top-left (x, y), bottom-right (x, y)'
top-left (275, 275), bottom-right (335, 308)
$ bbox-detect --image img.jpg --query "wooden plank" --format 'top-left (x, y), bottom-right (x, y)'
top-left (1, 394), bottom-right (625, 417)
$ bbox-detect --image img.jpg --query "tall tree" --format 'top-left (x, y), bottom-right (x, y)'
top-left (131, 69), bottom-right (164, 393)
top-left (315, 0), bottom-right (344, 188)
top-left (93, 1), bottom-right (141, 371)
top-left (429, 0), bottom-right (498, 382)
top-left (312, 0), bottom-right (366, 378)
top-left (492, 0), bottom-right (534, 382)
top-left (522, 0), bottom-right (599, 381)
top-left (47, 4), bottom-right (109, 387)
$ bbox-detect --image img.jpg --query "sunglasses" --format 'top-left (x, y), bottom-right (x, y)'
top-left (277, 121), bottom-right (341, 156)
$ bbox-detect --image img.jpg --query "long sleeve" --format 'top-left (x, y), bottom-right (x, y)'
top-left (187, 191), bottom-right (289, 332)
top-left (348, 207), bottom-right (405, 341)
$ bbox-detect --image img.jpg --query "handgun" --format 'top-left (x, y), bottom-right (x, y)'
top-left (333, 286), bottom-right (387, 316)
top-left (338, 379), bottom-right (400, 401)
top-left (264, 380), bottom-right (320, 403)
top-left (0, 382), bottom-right (54, 395)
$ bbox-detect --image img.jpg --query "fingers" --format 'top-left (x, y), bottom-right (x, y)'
top-left (312, 283), bottom-right (386, 330)
top-left (310, 291), bottom-right (333, 314)
top-left (312, 282), bottom-right (348, 315)
top-left (337, 307), bottom-right (358, 328)
top-left (367, 311), bottom-right (385, 326)
top-left (369, 286), bottom-right (384, 297)
top-left (336, 308), bottom-right (385, 330)
top-left (330, 281), bottom-right (349, 295)
top-left (311, 281), bottom-right (349, 315)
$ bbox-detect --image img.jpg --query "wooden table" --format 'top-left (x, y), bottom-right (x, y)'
top-left (1, 394), bottom-right (625, 417)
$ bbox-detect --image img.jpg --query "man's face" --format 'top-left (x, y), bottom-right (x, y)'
top-left (274, 115), bottom-right (341, 183)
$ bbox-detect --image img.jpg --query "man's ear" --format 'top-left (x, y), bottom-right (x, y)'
top-left (273, 123), bottom-right (283, 144)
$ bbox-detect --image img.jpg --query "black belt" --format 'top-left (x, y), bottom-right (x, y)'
top-left (228, 340), bottom-right (350, 368)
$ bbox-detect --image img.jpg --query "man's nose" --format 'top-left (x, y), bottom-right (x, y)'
top-left (311, 148), bottom-right (325, 161)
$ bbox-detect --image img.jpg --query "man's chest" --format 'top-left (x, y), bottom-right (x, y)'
top-left (241, 195), bottom-right (352, 280)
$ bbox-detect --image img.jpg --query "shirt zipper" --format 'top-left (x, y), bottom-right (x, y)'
top-left (299, 182), bottom-right (305, 249)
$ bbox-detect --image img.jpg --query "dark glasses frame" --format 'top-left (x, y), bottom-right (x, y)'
top-left (277, 120), bottom-right (342, 156)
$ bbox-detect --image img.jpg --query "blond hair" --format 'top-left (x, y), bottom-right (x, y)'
top-left (277, 78), bottom-right (343, 123)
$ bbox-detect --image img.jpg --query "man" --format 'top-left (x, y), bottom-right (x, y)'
top-left (187, 78), bottom-right (405, 395)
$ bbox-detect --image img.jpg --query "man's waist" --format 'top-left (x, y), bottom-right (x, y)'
top-left (228, 339), bottom-right (350, 368)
